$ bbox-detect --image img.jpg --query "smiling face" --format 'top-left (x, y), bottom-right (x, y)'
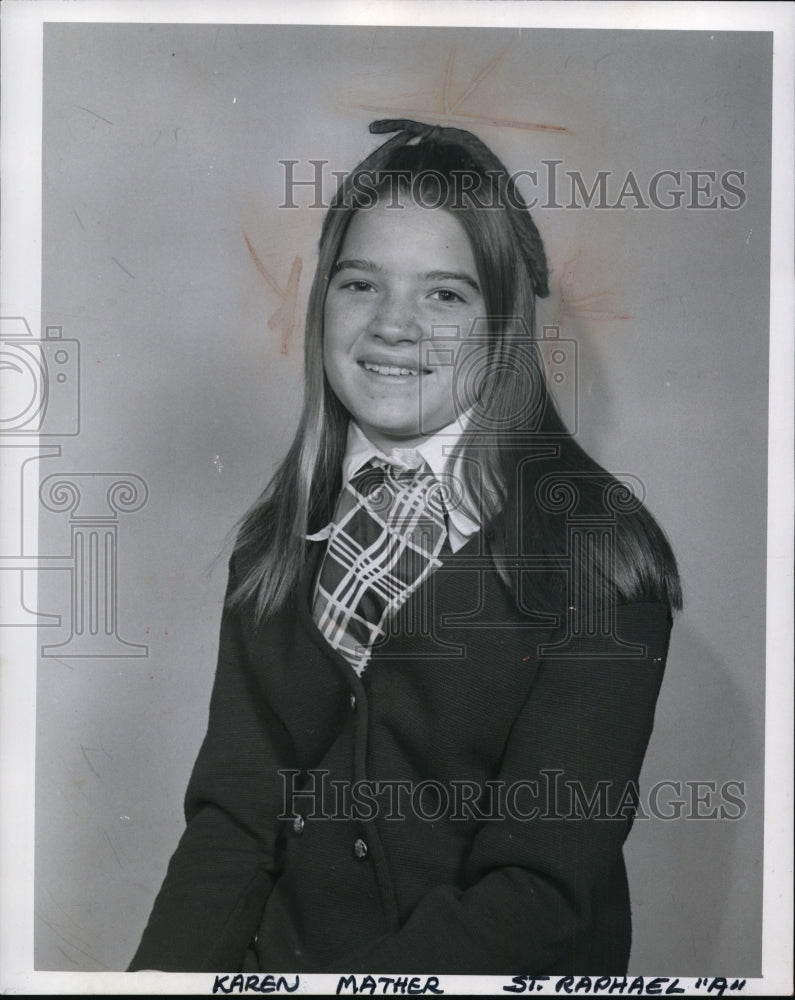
top-left (322, 201), bottom-right (487, 452)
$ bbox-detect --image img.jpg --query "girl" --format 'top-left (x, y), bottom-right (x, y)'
top-left (130, 119), bottom-right (681, 975)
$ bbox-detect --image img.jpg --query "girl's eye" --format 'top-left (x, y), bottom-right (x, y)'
top-left (430, 288), bottom-right (465, 304)
top-left (339, 279), bottom-right (375, 293)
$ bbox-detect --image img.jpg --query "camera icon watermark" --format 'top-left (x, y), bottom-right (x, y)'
top-left (0, 318), bottom-right (80, 436)
top-left (0, 315), bottom-right (148, 657)
top-left (418, 318), bottom-right (578, 439)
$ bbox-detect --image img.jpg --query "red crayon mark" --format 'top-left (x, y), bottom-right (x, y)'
top-left (244, 232), bottom-right (303, 355)
top-left (558, 248), bottom-right (631, 323)
top-left (362, 44), bottom-right (571, 136)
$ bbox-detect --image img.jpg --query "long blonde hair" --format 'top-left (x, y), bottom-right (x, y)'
top-left (229, 120), bottom-right (681, 621)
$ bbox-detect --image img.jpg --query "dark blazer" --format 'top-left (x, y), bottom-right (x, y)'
top-left (129, 528), bottom-right (672, 974)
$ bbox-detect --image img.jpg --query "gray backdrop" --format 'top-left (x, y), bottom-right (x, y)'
top-left (36, 23), bottom-right (771, 974)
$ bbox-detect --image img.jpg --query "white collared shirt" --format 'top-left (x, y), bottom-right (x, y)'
top-left (308, 418), bottom-right (481, 552)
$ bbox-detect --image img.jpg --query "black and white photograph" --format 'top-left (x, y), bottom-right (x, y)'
top-left (0, 1), bottom-right (792, 995)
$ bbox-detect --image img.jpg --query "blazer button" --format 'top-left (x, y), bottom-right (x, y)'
top-left (293, 814), bottom-right (305, 835)
top-left (350, 693), bottom-right (357, 710)
top-left (353, 837), bottom-right (368, 861)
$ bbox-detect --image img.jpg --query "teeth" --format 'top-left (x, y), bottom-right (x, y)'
top-left (362, 362), bottom-right (422, 377)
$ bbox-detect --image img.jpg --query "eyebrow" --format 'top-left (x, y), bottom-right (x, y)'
top-left (424, 269), bottom-right (481, 293)
top-left (333, 259), bottom-right (481, 293)
top-left (333, 258), bottom-right (377, 275)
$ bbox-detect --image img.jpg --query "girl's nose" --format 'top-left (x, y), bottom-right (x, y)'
top-left (368, 292), bottom-right (422, 342)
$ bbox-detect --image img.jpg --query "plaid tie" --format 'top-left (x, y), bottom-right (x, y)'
top-left (312, 457), bottom-right (448, 674)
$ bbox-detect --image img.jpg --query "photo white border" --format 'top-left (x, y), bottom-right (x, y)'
top-left (1, 1), bottom-right (792, 995)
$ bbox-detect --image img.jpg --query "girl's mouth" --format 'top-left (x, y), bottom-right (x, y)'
top-left (359, 361), bottom-right (429, 378)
